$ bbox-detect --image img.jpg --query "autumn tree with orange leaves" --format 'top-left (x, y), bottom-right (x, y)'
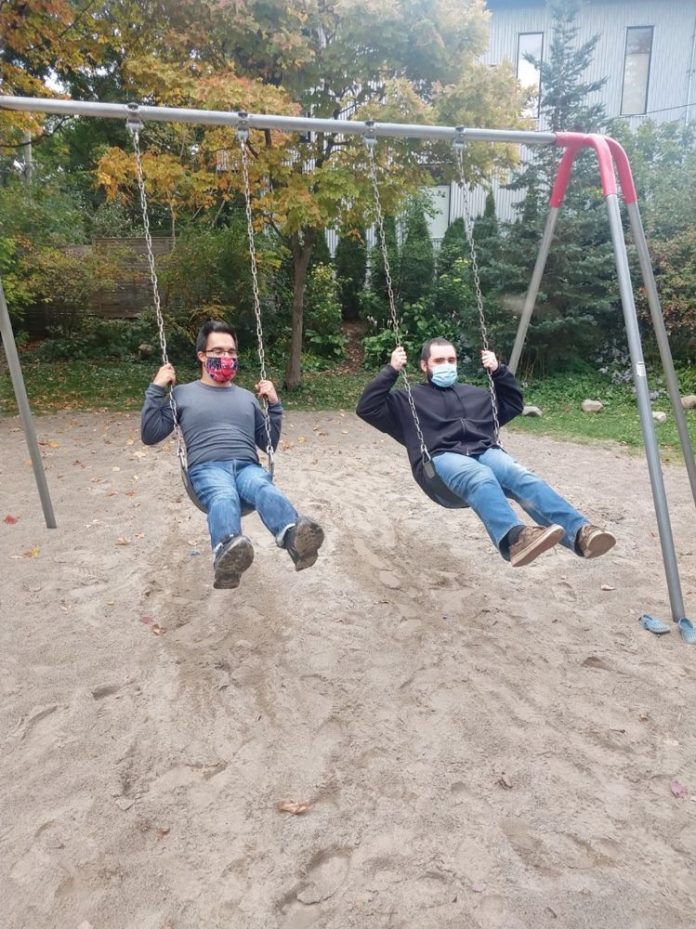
top-left (1, 0), bottom-right (525, 385)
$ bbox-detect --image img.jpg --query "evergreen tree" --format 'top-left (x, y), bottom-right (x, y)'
top-left (334, 231), bottom-right (367, 321)
top-left (362, 214), bottom-right (399, 327)
top-left (502, 0), bottom-right (620, 373)
top-left (398, 200), bottom-right (435, 307)
top-left (436, 217), bottom-right (469, 279)
top-left (310, 231), bottom-right (333, 269)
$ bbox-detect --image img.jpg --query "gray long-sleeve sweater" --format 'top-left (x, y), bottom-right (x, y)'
top-left (140, 380), bottom-right (282, 468)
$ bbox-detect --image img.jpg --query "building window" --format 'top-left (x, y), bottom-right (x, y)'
top-left (517, 32), bottom-right (543, 117)
top-left (621, 26), bottom-right (653, 116)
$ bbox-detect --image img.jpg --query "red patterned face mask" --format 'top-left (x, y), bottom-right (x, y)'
top-left (206, 356), bottom-right (238, 383)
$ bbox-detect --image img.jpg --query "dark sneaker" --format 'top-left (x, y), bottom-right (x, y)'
top-left (213, 535), bottom-right (254, 589)
top-left (284, 517), bottom-right (324, 572)
top-left (509, 524), bottom-right (564, 567)
top-left (576, 524), bottom-right (616, 559)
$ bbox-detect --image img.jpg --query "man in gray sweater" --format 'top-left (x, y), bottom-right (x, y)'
top-left (141, 320), bottom-right (324, 589)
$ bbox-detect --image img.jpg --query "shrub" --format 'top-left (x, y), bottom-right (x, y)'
top-left (303, 263), bottom-right (346, 359)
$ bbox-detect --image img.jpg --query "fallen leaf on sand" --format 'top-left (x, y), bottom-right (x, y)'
top-left (151, 624), bottom-right (165, 636)
top-left (600, 584), bottom-right (615, 591)
top-left (116, 537), bottom-right (131, 546)
top-left (4, 515), bottom-right (18, 524)
top-left (23, 547), bottom-right (40, 558)
top-left (275, 800), bottom-right (312, 815)
top-left (497, 773), bottom-right (513, 789)
top-left (671, 779), bottom-right (688, 799)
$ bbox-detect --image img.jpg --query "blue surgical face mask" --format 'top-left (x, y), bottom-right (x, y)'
top-left (430, 362), bottom-right (457, 388)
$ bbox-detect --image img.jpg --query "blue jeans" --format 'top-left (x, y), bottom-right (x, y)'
top-left (433, 448), bottom-right (587, 559)
top-left (188, 459), bottom-right (298, 551)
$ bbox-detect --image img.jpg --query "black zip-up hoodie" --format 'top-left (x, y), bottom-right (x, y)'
top-left (356, 363), bottom-right (524, 505)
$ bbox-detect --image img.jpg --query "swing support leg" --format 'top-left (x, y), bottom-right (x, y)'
top-left (509, 144), bottom-right (580, 377)
top-left (604, 192), bottom-right (686, 624)
top-left (0, 274), bottom-right (57, 528)
top-left (508, 206), bottom-right (560, 376)
top-left (624, 201), bottom-right (696, 506)
top-left (512, 134), bottom-right (690, 627)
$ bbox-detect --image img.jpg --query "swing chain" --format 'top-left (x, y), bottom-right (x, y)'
top-left (364, 126), bottom-right (431, 463)
top-left (127, 106), bottom-right (188, 469)
top-left (453, 134), bottom-right (501, 445)
top-left (237, 116), bottom-right (274, 471)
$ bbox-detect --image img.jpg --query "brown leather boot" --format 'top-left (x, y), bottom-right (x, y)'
top-left (213, 535), bottom-right (254, 589)
top-left (575, 524), bottom-right (616, 559)
top-left (284, 517), bottom-right (325, 571)
top-left (509, 524), bottom-right (564, 567)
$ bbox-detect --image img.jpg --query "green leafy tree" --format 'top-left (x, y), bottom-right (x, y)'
top-left (614, 120), bottom-right (696, 238)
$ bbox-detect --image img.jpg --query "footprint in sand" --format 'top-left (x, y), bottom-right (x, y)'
top-left (280, 848), bottom-right (352, 928)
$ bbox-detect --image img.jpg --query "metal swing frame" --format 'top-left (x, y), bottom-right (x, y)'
top-left (1, 94), bottom-right (694, 631)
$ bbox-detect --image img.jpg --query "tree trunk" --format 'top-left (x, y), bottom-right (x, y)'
top-left (284, 229), bottom-right (316, 389)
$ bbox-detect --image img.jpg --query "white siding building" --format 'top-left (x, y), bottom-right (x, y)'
top-left (485, 0), bottom-right (696, 128)
top-left (428, 0), bottom-right (696, 231)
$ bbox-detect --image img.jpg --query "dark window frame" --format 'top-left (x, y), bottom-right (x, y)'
top-left (517, 31), bottom-right (544, 118)
top-left (620, 25), bottom-right (654, 116)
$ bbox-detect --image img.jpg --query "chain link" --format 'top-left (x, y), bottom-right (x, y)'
top-left (364, 135), bottom-right (431, 462)
top-left (454, 143), bottom-right (501, 445)
top-left (238, 126), bottom-right (274, 471)
top-left (128, 115), bottom-right (188, 468)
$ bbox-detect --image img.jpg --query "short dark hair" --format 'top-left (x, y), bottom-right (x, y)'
top-left (420, 337), bottom-right (455, 364)
top-left (196, 319), bottom-right (237, 356)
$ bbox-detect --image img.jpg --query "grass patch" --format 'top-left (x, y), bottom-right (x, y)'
top-left (0, 359), bottom-right (366, 415)
top-left (1, 360), bottom-right (694, 460)
top-left (511, 371), bottom-right (696, 460)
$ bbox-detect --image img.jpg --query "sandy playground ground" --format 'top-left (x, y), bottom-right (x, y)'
top-left (1, 409), bottom-right (695, 929)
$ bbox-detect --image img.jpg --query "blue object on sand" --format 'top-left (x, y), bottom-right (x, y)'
top-left (677, 617), bottom-right (696, 645)
top-left (639, 614), bottom-right (671, 635)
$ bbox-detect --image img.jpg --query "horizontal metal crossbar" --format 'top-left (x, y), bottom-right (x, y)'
top-left (0, 94), bottom-right (557, 146)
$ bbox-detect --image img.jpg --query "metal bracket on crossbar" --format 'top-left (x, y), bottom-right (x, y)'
top-left (125, 102), bottom-right (144, 136)
top-left (236, 112), bottom-right (249, 145)
top-left (363, 120), bottom-right (377, 150)
top-left (453, 127), bottom-right (467, 187)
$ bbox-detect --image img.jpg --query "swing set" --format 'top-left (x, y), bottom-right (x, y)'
top-left (0, 94), bottom-right (694, 636)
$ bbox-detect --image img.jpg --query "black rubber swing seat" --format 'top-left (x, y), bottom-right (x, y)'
top-left (181, 465), bottom-right (255, 518)
top-left (422, 459), bottom-right (469, 510)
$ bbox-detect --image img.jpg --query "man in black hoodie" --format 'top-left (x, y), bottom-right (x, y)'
top-left (356, 338), bottom-right (616, 567)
